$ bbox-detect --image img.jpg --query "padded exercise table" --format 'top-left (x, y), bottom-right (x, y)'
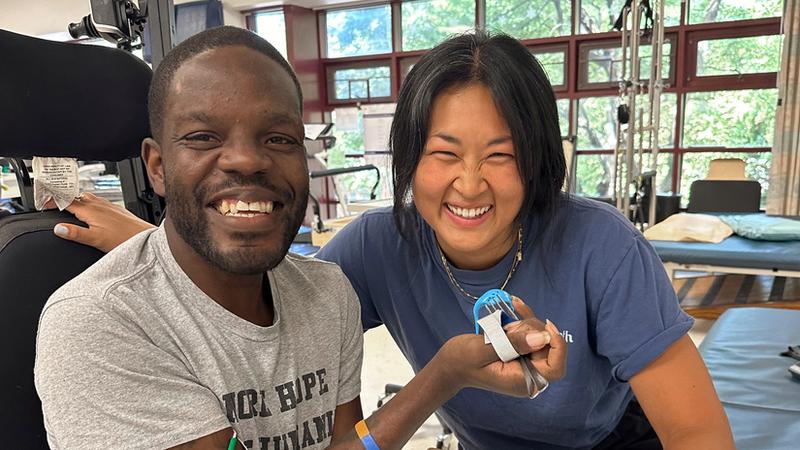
top-left (698, 308), bottom-right (800, 450)
top-left (651, 236), bottom-right (800, 281)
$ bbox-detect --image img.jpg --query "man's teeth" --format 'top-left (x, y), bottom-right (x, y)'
top-left (215, 199), bottom-right (274, 216)
top-left (447, 204), bottom-right (491, 219)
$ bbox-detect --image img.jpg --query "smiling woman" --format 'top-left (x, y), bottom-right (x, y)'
top-left (391, 30), bottom-right (565, 273)
top-left (413, 84), bottom-right (525, 270)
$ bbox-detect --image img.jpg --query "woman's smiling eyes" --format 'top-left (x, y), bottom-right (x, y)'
top-left (429, 150), bottom-right (458, 158)
top-left (426, 150), bottom-right (515, 161)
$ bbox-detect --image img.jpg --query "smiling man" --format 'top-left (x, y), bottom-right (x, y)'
top-left (33, 27), bottom-right (550, 450)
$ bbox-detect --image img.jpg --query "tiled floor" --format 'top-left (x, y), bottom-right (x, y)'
top-left (674, 272), bottom-right (800, 319)
top-left (359, 319), bottom-right (715, 449)
top-left (359, 326), bottom-right (445, 449)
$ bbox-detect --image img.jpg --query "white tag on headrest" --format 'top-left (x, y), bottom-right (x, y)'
top-left (32, 157), bottom-right (79, 211)
top-left (477, 310), bottom-right (520, 363)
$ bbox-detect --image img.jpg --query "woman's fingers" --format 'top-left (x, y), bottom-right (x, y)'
top-left (53, 222), bottom-right (91, 242)
top-left (55, 192), bottom-right (155, 253)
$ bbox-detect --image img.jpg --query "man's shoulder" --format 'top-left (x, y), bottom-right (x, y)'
top-left (279, 252), bottom-right (353, 289)
top-left (276, 253), bottom-right (360, 316)
top-left (44, 227), bottom-right (161, 317)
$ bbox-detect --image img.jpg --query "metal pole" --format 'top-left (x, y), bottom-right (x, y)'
top-left (614, 6), bottom-right (631, 211)
top-left (623, 3), bottom-right (642, 219)
top-left (648, 0), bottom-right (665, 228)
top-left (117, 0), bottom-right (174, 223)
top-left (614, 0), bottom-right (665, 227)
top-left (146, 0), bottom-right (176, 68)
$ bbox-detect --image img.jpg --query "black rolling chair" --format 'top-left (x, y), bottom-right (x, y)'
top-left (686, 179), bottom-right (762, 213)
top-left (0, 29), bottom-right (152, 448)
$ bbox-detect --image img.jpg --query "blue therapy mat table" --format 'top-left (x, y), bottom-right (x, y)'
top-left (698, 307), bottom-right (800, 450)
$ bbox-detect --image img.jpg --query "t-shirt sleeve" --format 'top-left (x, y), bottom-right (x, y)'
top-left (593, 236), bottom-right (694, 382)
top-left (316, 215), bottom-right (383, 330)
top-left (35, 297), bottom-right (230, 449)
top-left (335, 274), bottom-right (364, 406)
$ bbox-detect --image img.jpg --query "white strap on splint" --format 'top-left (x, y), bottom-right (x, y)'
top-left (477, 310), bottom-right (520, 362)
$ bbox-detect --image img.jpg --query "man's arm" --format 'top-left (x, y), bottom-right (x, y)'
top-left (326, 348), bottom-right (457, 450)
top-left (327, 301), bottom-right (567, 450)
top-left (330, 397), bottom-right (364, 441)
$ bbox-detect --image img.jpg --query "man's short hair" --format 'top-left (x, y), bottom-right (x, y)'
top-left (148, 26), bottom-right (303, 141)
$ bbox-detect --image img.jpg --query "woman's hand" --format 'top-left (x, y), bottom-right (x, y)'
top-left (433, 297), bottom-right (568, 398)
top-left (53, 192), bottom-right (156, 253)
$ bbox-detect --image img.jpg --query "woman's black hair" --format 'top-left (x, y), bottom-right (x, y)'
top-left (391, 30), bottom-right (566, 243)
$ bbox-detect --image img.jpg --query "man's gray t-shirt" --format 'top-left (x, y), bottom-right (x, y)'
top-left (34, 226), bottom-right (363, 449)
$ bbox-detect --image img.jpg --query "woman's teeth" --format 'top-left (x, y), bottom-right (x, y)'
top-left (446, 204), bottom-right (491, 219)
top-left (215, 199), bottom-right (274, 217)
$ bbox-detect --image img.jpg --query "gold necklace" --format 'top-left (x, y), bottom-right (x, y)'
top-left (437, 227), bottom-right (523, 300)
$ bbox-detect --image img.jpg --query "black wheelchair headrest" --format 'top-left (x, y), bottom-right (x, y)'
top-left (0, 29), bottom-right (152, 161)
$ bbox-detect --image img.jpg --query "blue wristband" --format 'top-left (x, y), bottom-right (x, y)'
top-left (360, 433), bottom-right (380, 450)
top-left (354, 419), bottom-right (380, 450)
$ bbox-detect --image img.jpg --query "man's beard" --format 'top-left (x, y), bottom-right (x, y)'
top-left (165, 173), bottom-right (308, 275)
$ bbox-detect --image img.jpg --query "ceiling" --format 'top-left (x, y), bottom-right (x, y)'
top-left (223, 0), bottom-right (384, 11)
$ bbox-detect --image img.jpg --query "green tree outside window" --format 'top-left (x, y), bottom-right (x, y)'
top-left (402, 0), bottom-right (475, 51)
top-left (487, 0), bottom-right (571, 39)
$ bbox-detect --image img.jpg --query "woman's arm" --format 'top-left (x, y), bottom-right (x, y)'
top-left (630, 335), bottom-right (734, 450)
top-left (53, 193), bottom-right (155, 252)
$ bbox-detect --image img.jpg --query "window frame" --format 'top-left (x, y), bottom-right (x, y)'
top-left (685, 20), bottom-right (781, 89)
top-left (326, 59), bottom-right (394, 105)
top-left (398, 55), bottom-right (422, 87)
top-left (687, 0), bottom-right (784, 25)
top-left (306, 1), bottom-right (782, 200)
top-left (577, 33), bottom-right (677, 91)
top-left (529, 43), bottom-right (569, 91)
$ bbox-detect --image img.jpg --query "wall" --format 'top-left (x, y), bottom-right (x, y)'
top-left (284, 5), bottom-right (323, 123)
top-left (0, 0), bottom-right (90, 36)
top-left (222, 3), bottom-right (246, 28)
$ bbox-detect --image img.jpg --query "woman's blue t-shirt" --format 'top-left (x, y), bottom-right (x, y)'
top-left (316, 196), bottom-right (693, 450)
